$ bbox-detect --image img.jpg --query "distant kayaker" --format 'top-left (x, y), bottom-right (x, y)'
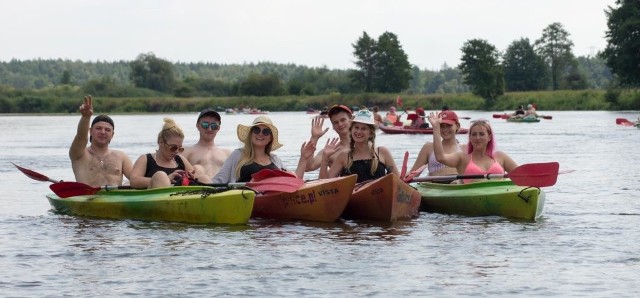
top-left (69, 95), bottom-right (133, 187)
top-left (319, 109), bottom-right (399, 183)
top-left (525, 104), bottom-right (538, 117)
top-left (212, 116), bottom-right (314, 183)
top-left (404, 110), bottom-right (466, 183)
top-left (304, 105), bottom-right (353, 172)
top-left (428, 114), bottom-right (518, 184)
top-left (385, 106), bottom-right (398, 125)
top-left (182, 108), bottom-right (231, 179)
top-left (410, 107), bottom-right (428, 128)
top-left (372, 106), bottom-right (384, 126)
top-left (130, 118), bottom-right (209, 189)
top-left (512, 105), bottom-right (525, 117)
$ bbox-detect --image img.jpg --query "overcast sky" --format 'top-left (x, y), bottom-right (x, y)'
top-left (0, 0), bottom-right (616, 70)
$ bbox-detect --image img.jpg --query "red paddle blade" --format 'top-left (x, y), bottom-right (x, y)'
top-left (505, 162), bottom-right (559, 187)
top-left (50, 182), bottom-right (100, 198)
top-left (400, 151), bottom-right (409, 178)
top-left (542, 115), bottom-right (553, 120)
top-left (616, 118), bottom-right (636, 126)
top-left (246, 176), bottom-right (304, 193)
top-left (492, 114), bottom-right (503, 119)
top-left (250, 169), bottom-right (296, 182)
top-left (12, 163), bottom-right (58, 183)
top-left (396, 95), bottom-right (403, 107)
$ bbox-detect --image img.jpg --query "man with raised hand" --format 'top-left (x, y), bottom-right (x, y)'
top-left (69, 95), bottom-right (133, 186)
top-left (183, 108), bottom-right (231, 179)
top-left (305, 105), bottom-right (353, 172)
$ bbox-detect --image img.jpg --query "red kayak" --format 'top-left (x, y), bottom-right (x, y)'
top-left (379, 125), bottom-right (468, 134)
top-left (493, 113), bottom-right (552, 120)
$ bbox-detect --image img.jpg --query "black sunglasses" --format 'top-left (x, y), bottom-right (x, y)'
top-left (251, 126), bottom-right (272, 136)
top-left (200, 121), bottom-right (220, 130)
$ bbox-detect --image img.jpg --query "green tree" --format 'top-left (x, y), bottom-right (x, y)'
top-left (374, 32), bottom-right (412, 93)
top-left (60, 70), bottom-right (72, 85)
top-left (459, 39), bottom-right (504, 107)
top-left (601, 0), bottom-right (640, 86)
top-left (237, 73), bottom-right (284, 96)
top-left (534, 22), bottom-right (576, 90)
top-left (351, 31), bottom-right (377, 92)
top-left (129, 53), bottom-right (176, 93)
top-left (503, 38), bottom-right (548, 91)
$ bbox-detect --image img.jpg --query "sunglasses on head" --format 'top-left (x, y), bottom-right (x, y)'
top-left (200, 121), bottom-right (220, 130)
top-left (164, 141), bottom-right (185, 153)
top-left (251, 126), bottom-right (272, 136)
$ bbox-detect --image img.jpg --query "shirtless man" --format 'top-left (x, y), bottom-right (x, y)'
top-left (183, 108), bottom-right (231, 178)
top-left (69, 95), bottom-right (133, 186)
top-left (305, 105), bottom-right (352, 172)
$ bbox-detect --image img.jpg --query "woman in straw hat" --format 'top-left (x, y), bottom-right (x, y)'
top-left (319, 109), bottom-right (399, 183)
top-left (427, 113), bottom-right (517, 184)
top-left (212, 116), bottom-right (316, 183)
top-left (130, 117), bottom-right (209, 189)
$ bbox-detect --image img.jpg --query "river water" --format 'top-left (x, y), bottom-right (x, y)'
top-left (1, 111), bottom-right (639, 297)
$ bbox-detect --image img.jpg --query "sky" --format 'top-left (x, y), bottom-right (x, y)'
top-left (0, 0), bottom-right (617, 70)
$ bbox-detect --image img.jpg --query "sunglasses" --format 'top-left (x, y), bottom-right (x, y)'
top-left (165, 141), bottom-right (185, 153)
top-left (251, 126), bottom-right (272, 136)
top-left (200, 121), bottom-right (220, 130)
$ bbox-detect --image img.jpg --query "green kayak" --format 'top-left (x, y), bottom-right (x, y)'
top-left (506, 116), bottom-right (540, 122)
top-left (46, 186), bottom-right (255, 224)
top-left (416, 180), bottom-right (545, 220)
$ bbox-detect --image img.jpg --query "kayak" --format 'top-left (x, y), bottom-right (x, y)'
top-left (416, 180), bottom-right (545, 220)
top-left (344, 173), bottom-right (421, 221)
top-left (46, 186), bottom-right (255, 224)
top-left (506, 116), bottom-right (541, 123)
top-left (251, 175), bottom-right (357, 222)
top-left (379, 125), bottom-right (469, 134)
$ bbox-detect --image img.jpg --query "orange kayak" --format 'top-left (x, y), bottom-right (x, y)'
top-left (251, 175), bottom-right (357, 222)
top-left (344, 173), bottom-right (421, 221)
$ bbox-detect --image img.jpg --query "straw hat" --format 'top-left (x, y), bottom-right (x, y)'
top-left (236, 116), bottom-right (283, 151)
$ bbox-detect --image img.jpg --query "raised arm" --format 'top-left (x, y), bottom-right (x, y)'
top-left (318, 138), bottom-right (340, 179)
top-left (69, 95), bottom-right (93, 161)
top-left (305, 116), bottom-right (330, 171)
top-left (428, 112), bottom-right (461, 168)
top-left (295, 140), bottom-right (317, 179)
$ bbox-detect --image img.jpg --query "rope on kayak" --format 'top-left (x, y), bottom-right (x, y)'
top-left (518, 187), bottom-right (540, 203)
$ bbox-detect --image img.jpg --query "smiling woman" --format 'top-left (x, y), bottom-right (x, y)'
top-left (212, 115), bottom-right (315, 184)
top-left (129, 117), bottom-right (209, 188)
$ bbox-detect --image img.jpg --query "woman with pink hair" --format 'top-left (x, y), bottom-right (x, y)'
top-left (427, 113), bottom-right (518, 184)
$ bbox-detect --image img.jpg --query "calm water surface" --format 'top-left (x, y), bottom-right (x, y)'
top-left (1, 111), bottom-right (639, 297)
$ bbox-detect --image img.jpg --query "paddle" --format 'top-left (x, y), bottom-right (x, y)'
top-left (49, 182), bottom-right (132, 198)
top-left (400, 151), bottom-right (409, 178)
top-left (410, 162), bottom-right (560, 187)
top-left (12, 162), bottom-right (61, 183)
top-left (616, 118), bottom-right (637, 127)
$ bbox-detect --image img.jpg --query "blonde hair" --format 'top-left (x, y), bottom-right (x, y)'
top-left (234, 127), bottom-right (274, 180)
top-left (347, 123), bottom-right (379, 175)
top-left (157, 117), bottom-right (184, 144)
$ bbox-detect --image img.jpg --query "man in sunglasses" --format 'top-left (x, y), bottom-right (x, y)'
top-left (69, 95), bottom-right (133, 187)
top-left (183, 108), bottom-right (231, 178)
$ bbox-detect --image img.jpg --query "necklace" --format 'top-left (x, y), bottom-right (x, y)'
top-left (88, 147), bottom-right (109, 168)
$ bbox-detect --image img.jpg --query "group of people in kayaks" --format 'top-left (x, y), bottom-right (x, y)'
top-left (70, 95), bottom-right (518, 193)
top-left (510, 103), bottom-right (539, 119)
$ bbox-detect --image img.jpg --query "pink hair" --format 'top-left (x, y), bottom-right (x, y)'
top-left (466, 120), bottom-right (497, 157)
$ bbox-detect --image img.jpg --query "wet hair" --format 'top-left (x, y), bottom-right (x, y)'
top-left (466, 120), bottom-right (497, 158)
top-left (157, 117), bottom-right (184, 144)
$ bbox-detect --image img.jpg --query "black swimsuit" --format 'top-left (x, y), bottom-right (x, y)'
top-left (238, 162), bottom-right (281, 182)
top-left (340, 149), bottom-right (390, 183)
top-left (144, 153), bottom-right (186, 178)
